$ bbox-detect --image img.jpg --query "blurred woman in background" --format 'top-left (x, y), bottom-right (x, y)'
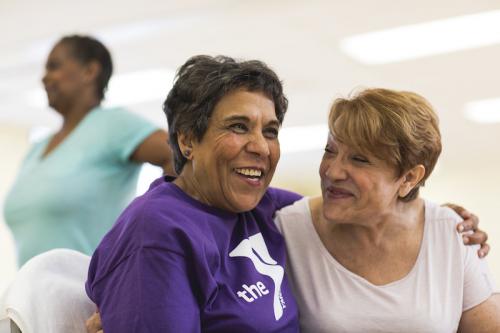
top-left (3, 35), bottom-right (174, 265)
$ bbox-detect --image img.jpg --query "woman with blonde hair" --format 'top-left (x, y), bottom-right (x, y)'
top-left (276, 88), bottom-right (499, 332)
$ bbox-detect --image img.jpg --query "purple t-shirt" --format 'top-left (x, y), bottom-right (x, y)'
top-left (86, 176), bottom-right (302, 332)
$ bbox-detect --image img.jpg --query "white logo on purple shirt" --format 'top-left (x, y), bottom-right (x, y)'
top-left (229, 233), bottom-right (285, 320)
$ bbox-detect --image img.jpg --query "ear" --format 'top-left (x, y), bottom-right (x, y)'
top-left (177, 131), bottom-right (194, 160)
top-left (83, 61), bottom-right (101, 84)
top-left (398, 164), bottom-right (425, 198)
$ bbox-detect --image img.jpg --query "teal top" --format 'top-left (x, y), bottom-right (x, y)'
top-left (3, 106), bottom-right (158, 265)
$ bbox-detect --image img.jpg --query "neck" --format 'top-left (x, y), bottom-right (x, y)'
top-left (318, 198), bottom-right (424, 249)
top-left (173, 168), bottom-right (212, 207)
top-left (57, 93), bottom-right (100, 132)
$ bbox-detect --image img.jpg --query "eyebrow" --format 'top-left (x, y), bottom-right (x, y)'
top-left (223, 115), bottom-right (280, 127)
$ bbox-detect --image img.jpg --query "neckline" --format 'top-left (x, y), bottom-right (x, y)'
top-left (38, 106), bottom-right (100, 162)
top-left (305, 198), bottom-right (429, 288)
top-left (165, 177), bottom-right (239, 219)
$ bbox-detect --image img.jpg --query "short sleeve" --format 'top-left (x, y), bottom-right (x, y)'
top-left (87, 247), bottom-right (201, 333)
top-left (97, 108), bottom-right (159, 163)
top-left (463, 244), bottom-right (497, 311)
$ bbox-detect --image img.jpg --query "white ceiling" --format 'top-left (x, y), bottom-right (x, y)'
top-left (1, 0), bottom-right (500, 176)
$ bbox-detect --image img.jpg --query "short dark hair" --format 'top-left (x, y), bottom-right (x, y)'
top-left (58, 35), bottom-right (113, 101)
top-left (163, 55), bottom-right (288, 174)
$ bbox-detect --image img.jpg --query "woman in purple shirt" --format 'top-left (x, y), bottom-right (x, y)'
top-left (86, 55), bottom-right (302, 332)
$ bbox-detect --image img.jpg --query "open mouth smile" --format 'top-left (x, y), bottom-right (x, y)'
top-left (235, 168), bottom-right (263, 178)
top-left (234, 168), bottom-right (266, 186)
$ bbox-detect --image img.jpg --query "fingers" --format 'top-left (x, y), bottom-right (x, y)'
top-left (456, 214), bottom-right (479, 233)
top-left (444, 203), bottom-right (469, 218)
top-left (462, 230), bottom-right (489, 258)
top-left (478, 243), bottom-right (490, 258)
top-left (463, 229), bottom-right (488, 244)
top-left (86, 311), bottom-right (102, 333)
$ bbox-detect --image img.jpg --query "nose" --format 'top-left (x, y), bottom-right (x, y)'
top-left (246, 131), bottom-right (270, 157)
top-left (42, 70), bottom-right (49, 86)
top-left (323, 156), bottom-right (348, 181)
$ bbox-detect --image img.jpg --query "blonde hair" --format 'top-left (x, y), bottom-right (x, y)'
top-left (329, 88), bottom-right (441, 201)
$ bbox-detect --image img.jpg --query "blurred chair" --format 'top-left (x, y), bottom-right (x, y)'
top-left (0, 318), bottom-right (20, 333)
top-left (0, 249), bottom-right (95, 333)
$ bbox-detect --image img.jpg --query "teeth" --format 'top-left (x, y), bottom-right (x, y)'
top-left (235, 168), bottom-right (262, 177)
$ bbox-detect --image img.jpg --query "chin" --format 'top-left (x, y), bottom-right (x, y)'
top-left (231, 194), bottom-right (263, 212)
top-left (322, 206), bottom-right (348, 223)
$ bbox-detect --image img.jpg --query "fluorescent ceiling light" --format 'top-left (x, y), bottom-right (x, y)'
top-left (280, 124), bottom-right (328, 153)
top-left (3, 17), bottom-right (199, 71)
top-left (340, 10), bottom-right (500, 65)
top-left (26, 68), bottom-right (176, 109)
top-left (464, 97), bottom-right (500, 123)
top-left (96, 18), bottom-right (198, 45)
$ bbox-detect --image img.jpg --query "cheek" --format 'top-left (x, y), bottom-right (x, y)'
top-left (318, 158), bottom-right (329, 179)
top-left (212, 134), bottom-right (244, 161)
top-left (269, 141), bottom-right (280, 168)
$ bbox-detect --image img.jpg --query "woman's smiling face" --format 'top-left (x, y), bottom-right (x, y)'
top-left (319, 133), bottom-right (405, 225)
top-left (183, 89), bottom-right (281, 213)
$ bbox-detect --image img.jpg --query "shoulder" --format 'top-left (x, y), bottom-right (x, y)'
top-left (275, 197), bottom-right (310, 218)
top-left (96, 181), bottom-right (210, 258)
top-left (87, 182), bottom-right (215, 285)
top-left (423, 199), bottom-right (466, 259)
top-left (91, 106), bottom-right (131, 119)
top-left (89, 106), bottom-right (155, 129)
top-left (86, 107), bottom-right (158, 159)
top-left (274, 197), bottom-right (311, 233)
top-left (261, 187), bottom-right (302, 211)
top-left (123, 181), bottom-right (214, 247)
top-left (424, 199), bottom-right (462, 230)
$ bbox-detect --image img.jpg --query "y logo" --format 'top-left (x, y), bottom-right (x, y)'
top-left (229, 233), bottom-right (285, 320)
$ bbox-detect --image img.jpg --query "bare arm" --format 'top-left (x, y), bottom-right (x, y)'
top-left (458, 294), bottom-right (500, 333)
top-left (130, 130), bottom-right (176, 176)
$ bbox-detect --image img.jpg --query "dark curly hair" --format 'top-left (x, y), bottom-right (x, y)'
top-left (163, 55), bottom-right (288, 174)
top-left (58, 35), bottom-right (113, 101)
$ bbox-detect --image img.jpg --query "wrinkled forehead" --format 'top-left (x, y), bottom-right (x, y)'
top-left (211, 89), bottom-right (278, 121)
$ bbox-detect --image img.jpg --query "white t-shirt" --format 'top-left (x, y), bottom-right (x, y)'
top-left (275, 198), bottom-right (496, 333)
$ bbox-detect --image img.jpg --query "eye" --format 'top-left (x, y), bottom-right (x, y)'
top-left (229, 123), bottom-right (248, 133)
top-left (324, 146), bottom-right (337, 155)
top-left (46, 60), bottom-right (60, 71)
top-left (263, 127), bottom-right (279, 139)
top-left (352, 155), bottom-right (369, 163)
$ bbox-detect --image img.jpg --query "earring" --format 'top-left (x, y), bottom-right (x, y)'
top-left (183, 149), bottom-right (191, 158)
